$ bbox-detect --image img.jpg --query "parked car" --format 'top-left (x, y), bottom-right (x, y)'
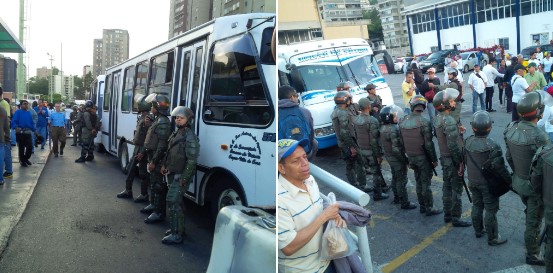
top-left (393, 57), bottom-right (414, 74)
top-left (416, 54), bottom-right (428, 62)
top-left (521, 45), bottom-right (553, 60)
top-left (418, 49), bottom-right (459, 73)
top-left (458, 51), bottom-right (490, 73)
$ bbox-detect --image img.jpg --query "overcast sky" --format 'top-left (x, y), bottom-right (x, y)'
top-left (0, 0), bottom-right (170, 78)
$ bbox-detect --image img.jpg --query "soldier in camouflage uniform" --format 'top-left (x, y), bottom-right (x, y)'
top-left (353, 98), bottom-right (388, 200)
top-left (437, 67), bottom-right (464, 122)
top-left (117, 96), bottom-right (153, 203)
top-left (365, 83), bottom-right (382, 120)
top-left (160, 106), bottom-right (199, 244)
top-left (71, 105), bottom-right (84, 146)
top-left (465, 111), bottom-right (511, 245)
top-left (433, 89), bottom-right (471, 227)
top-left (75, 101), bottom-right (99, 163)
top-left (399, 95), bottom-right (442, 216)
top-left (331, 91), bottom-right (366, 191)
top-left (504, 91), bottom-right (551, 265)
top-left (530, 143), bottom-right (553, 271)
top-left (141, 93), bottom-right (172, 224)
top-left (380, 105), bottom-right (417, 209)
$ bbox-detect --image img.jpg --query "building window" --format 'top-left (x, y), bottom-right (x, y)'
top-left (498, 37), bottom-right (509, 50)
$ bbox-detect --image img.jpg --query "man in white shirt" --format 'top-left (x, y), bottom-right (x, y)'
top-left (482, 59), bottom-right (505, 112)
top-left (468, 64), bottom-right (488, 113)
top-left (536, 47), bottom-right (544, 63)
top-left (538, 86), bottom-right (553, 142)
top-left (543, 52), bottom-right (552, 83)
top-left (511, 64), bottom-right (538, 121)
top-left (278, 139), bottom-right (343, 273)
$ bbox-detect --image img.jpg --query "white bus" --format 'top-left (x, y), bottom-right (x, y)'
top-left (92, 14), bottom-right (276, 215)
top-left (277, 38), bottom-right (394, 149)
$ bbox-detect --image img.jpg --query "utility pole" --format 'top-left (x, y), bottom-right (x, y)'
top-left (47, 53), bottom-right (54, 103)
top-left (17, 0), bottom-right (26, 100)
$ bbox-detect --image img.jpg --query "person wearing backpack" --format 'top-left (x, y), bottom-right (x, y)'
top-left (278, 85), bottom-right (317, 160)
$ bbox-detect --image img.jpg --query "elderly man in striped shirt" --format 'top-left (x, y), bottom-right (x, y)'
top-left (278, 139), bottom-right (345, 273)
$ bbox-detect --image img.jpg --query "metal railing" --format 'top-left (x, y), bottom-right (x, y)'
top-left (309, 163), bottom-right (374, 273)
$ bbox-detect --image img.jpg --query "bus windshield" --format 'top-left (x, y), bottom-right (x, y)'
top-left (296, 65), bottom-right (345, 91)
top-left (343, 55), bottom-right (381, 85)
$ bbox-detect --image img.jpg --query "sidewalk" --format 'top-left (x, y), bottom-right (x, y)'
top-left (0, 143), bottom-right (51, 254)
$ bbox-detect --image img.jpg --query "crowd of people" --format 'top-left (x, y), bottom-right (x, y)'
top-left (277, 46), bottom-right (553, 272)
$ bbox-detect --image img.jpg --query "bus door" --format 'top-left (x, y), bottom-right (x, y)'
top-left (109, 71), bottom-right (121, 152)
top-left (177, 40), bottom-right (206, 201)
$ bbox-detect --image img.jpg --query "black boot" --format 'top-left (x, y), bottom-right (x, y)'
top-left (140, 204), bottom-right (155, 214)
top-left (425, 208), bottom-right (443, 216)
top-left (401, 202), bottom-right (417, 210)
top-left (452, 218), bottom-right (472, 227)
top-left (85, 155), bottom-right (94, 161)
top-left (373, 192), bottom-right (389, 201)
top-left (117, 190), bottom-right (133, 199)
top-left (75, 157), bottom-right (86, 163)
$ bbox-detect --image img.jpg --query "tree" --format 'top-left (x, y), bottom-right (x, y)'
top-left (28, 77), bottom-right (49, 95)
top-left (363, 9), bottom-right (383, 41)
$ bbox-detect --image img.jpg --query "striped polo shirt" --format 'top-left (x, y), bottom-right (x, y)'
top-left (278, 175), bottom-right (330, 273)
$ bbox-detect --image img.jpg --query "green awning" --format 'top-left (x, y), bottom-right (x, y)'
top-left (0, 17), bottom-right (25, 53)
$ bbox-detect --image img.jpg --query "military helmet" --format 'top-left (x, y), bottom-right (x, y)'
top-left (337, 81), bottom-right (354, 91)
top-left (517, 91), bottom-right (544, 120)
top-left (470, 111), bottom-right (493, 136)
top-left (433, 88), bottom-right (459, 112)
top-left (85, 100), bottom-right (94, 108)
top-left (145, 93), bottom-right (171, 115)
top-left (358, 97), bottom-right (371, 111)
top-left (72, 105), bottom-right (78, 110)
top-left (171, 106), bottom-right (194, 119)
top-left (380, 104), bottom-right (405, 124)
top-left (135, 95), bottom-right (151, 112)
top-left (446, 67), bottom-right (458, 77)
top-left (334, 91), bottom-right (351, 105)
top-left (409, 95), bottom-right (427, 111)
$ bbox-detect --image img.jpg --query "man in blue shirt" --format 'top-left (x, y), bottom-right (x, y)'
top-left (49, 103), bottom-right (67, 157)
top-left (34, 100), bottom-right (49, 150)
top-left (11, 100), bottom-right (37, 167)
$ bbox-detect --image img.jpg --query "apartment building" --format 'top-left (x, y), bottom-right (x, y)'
top-left (92, 30), bottom-right (129, 77)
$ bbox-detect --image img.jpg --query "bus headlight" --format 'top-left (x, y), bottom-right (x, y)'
top-left (315, 126), bottom-right (334, 137)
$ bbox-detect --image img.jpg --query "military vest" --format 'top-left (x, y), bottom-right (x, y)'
top-left (434, 114), bottom-right (463, 157)
top-left (353, 114), bottom-right (375, 150)
top-left (465, 136), bottom-right (493, 185)
top-left (538, 145), bottom-right (553, 206)
top-left (505, 121), bottom-right (549, 180)
top-left (133, 115), bottom-right (149, 146)
top-left (380, 125), bottom-right (394, 157)
top-left (144, 115), bottom-right (170, 151)
top-left (331, 107), bottom-right (356, 148)
top-left (399, 114), bottom-right (425, 156)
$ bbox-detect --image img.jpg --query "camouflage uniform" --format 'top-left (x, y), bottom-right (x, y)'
top-left (76, 108), bottom-right (99, 162)
top-left (162, 126), bottom-right (199, 242)
top-left (434, 111), bottom-right (466, 224)
top-left (465, 134), bottom-right (511, 242)
top-left (331, 107), bottom-right (365, 189)
top-left (144, 114), bottom-right (171, 222)
top-left (380, 122), bottom-right (412, 207)
top-left (504, 120), bottom-right (550, 260)
top-left (531, 144), bottom-right (553, 271)
top-left (353, 111), bottom-right (386, 198)
top-left (399, 109), bottom-right (441, 215)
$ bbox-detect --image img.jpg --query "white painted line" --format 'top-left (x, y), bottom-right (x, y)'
top-left (491, 264), bottom-right (537, 273)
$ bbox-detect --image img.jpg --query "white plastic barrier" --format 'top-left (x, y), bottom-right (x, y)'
top-left (309, 163), bottom-right (374, 273)
top-left (206, 206), bottom-right (276, 273)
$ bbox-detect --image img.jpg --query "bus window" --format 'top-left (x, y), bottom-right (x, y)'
top-left (204, 34), bottom-right (272, 126)
top-left (190, 46), bottom-right (203, 114)
top-left (103, 75), bottom-right (112, 111)
top-left (149, 51), bottom-right (174, 97)
top-left (259, 27), bottom-right (275, 65)
top-left (122, 66), bottom-right (135, 112)
top-left (179, 51), bottom-right (191, 106)
top-left (133, 62), bottom-right (148, 111)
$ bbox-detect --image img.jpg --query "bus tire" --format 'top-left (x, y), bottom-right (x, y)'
top-left (118, 142), bottom-right (130, 174)
top-left (210, 180), bottom-right (245, 220)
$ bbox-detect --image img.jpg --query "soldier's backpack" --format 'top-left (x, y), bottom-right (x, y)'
top-left (278, 106), bottom-right (312, 154)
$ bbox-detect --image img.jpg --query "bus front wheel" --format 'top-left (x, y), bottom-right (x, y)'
top-left (118, 142), bottom-right (130, 174)
top-left (210, 181), bottom-right (245, 220)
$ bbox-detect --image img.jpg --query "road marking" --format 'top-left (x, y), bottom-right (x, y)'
top-left (380, 210), bottom-right (472, 273)
top-left (369, 214), bottom-right (391, 228)
top-left (490, 264), bottom-right (536, 273)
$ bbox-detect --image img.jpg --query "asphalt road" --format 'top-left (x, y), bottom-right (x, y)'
top-left (313, 72), bottom-right (544, 273)
top-left (0, 142), bottom-right (213, 273)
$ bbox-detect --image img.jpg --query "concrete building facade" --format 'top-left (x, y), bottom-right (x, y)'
top-left (378, 0), bottom-right (410, 56)
top-left (168, 0), bottom-right (213, 38)
top-left (36, 66), bottom-right (50, 80)
top-left (83, 65), bottom-right (92, 78)
top-left (92, 30), bottom-right (129, 77)
top-left (278, 0), bottom-right (369, 45)
top-left (50, 74), bottom-right (74, 100)
top-left (212, 0), bottom-right (275, 18)
top-left (0, 55), bottom-right (17, 94)
top-left (403, 0), bottom-right (553, 55)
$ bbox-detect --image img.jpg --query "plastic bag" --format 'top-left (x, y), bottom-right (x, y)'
top-left (320, 192), bottom-right (358, 260)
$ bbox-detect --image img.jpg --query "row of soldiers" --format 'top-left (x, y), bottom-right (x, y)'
top-left (115, 93), bottom-right (200, 245)
top-left (332, 74), bottom-right (553, 266)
